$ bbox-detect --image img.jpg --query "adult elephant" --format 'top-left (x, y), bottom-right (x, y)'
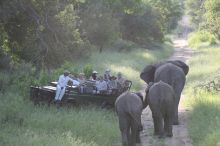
top-left (115, 91), bottom-right (144, 146)
top-left (146, 81), bottom-right (175, 138)
top-left (140, 60), bottom-right (189, 125)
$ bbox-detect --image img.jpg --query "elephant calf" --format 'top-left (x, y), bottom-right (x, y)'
top-left (115, 91), bottom-right (143, 146)
top-left (146, 81), bottom-right (175, 138)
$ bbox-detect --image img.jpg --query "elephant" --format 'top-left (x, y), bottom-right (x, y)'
top-left (145, 81), bottom-right (175, 138)
top-left (140, 60), bottom-right (189, 125)
top-left (115, 91), bottom-right (144, 146)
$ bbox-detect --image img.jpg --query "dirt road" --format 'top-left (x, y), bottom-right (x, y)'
top-left (140, 39), bottom-right (194, 146)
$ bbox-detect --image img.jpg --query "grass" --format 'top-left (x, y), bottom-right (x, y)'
top-left (0, 43), bottom-right (174, 146)
top-left (0, 93), bottom-right (120, 146)
top-left (184, 45), bottom-right (220, 146)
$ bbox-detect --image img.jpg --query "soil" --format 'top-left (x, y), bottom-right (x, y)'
top-left (140, 39), bottom-right (194, 146)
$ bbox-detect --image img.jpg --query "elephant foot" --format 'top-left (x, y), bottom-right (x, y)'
top-left (173, 121), bottom-right (179, 125)
top-left (158, 134), bottom-right (165, 139)
top-left (165, 133), bottom-right (173, 137)
top-left (153, 132), bottom-right (159, 136)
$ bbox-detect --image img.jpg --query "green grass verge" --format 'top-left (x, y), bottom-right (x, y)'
top-left (0, 93), bottom-right (120, 146)
top-left (184, 45), bottom-right (220, 146)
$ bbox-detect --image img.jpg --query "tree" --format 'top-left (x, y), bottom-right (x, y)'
top-left (0, 0), bottom-right (89, 69)
top-left (185, 0), bottom-right (206, 29)
top-left (203, 0), bottom-right (220, 39)
top-left (79, 0), bottom-right (119, 53)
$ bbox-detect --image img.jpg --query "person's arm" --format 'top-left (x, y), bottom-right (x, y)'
top-left (68, 77), bottom-right (80, 86)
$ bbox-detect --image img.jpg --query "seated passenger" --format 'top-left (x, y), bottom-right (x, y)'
top-left (108, 76), bottom-right (117, 89)
top-left (116, 72), bottom-right (126, 89)
top-left (77, 73), bottom-right (86, 93)
top-left (90, 70), bottom-right (98, 80)
top-left (96, 76), bottom-right (108, 94)
top-left (104, 69), bottom-right (111, 81)
top-left (77, 73), bottom-right (86, 84)
top-left (108, 76), bottom-right (118, 94)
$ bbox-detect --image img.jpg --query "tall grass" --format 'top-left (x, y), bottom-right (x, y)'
top-left (184, 46), bottom-right (220, 146)
top-left (0, 43), bottom-right (173, 146)
top-left (0, 93), bottom-right (120, 146)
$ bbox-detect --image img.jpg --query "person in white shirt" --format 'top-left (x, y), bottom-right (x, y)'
top-left (54, 70), bottom-right (80, 101)
top-left (96, 76), bottom-right (108, 94)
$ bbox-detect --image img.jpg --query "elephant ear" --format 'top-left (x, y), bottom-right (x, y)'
top-left (167, 60), bottom-right (189, 75)
top-left (140, 65), bottom-right (156, 84)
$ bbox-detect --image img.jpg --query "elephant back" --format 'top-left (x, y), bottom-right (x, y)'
top-left (167, 60), bottom-right (189, 75)
top-left (154, 63), bottom-right (185, 86)
top-left (148, 81), bottom-right (175, 105)
top-left (115, 91), bottom-right (143, 113)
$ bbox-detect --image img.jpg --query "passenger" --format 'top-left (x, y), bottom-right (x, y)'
top-left (54, 70), bottom-right (80, 102)
top-left (108, 76), bottom-right (118, 94)
top-left (108, 76), bottom-right (117, 90)
top-left (90, 70), bottom-right (98, 80)
top-left (116, 72), bottom-right (126, 89)
top-left (96, 76), bottom-right (108, 94)
top-left (104, 69), bottom-right (111, 81)
top-left (77, 73), bottom-right (86, 93)
top-left (77, 73), bottom-right (86, 84)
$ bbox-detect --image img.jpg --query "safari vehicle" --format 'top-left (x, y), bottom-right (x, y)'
top-left (30, 80), bottom-right (132, 108)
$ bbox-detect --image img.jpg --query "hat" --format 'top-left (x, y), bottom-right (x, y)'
top-left (92, 71), bottom-right (98, 74)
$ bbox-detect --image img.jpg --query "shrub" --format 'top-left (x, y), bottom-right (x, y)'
top-left (188, 31), bottom-right (218, 48)
top-left (83, 64), bottom-right (93, 78)
top-left (111, 39), bottom-right (136, 52)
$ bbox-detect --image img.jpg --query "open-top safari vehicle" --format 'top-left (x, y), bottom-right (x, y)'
top-left (30, 80), bottom-right (132, 108)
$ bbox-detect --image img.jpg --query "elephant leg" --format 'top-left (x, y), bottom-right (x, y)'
top-left (130, 112), bottom-right (142, 145)
top-left (152, 112), bottom-right (163, 137)
top-left (173, 81), bottom-right (185, 125)
top-left (118, 113), bottom-right (130, 146)
top-left (152, 115), bottom-right (159, 135)
top-left (164, 113), bottom-right (173, 137)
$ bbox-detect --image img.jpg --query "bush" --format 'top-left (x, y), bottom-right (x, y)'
top-left (83, 64), bottom-right (93, 78)
top-left (111, 39), bottom-right (136, 52)
top-left (188, 31), bottom-right (218, 48)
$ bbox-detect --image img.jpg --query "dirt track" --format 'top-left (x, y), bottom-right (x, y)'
top-left (140, 39), bottom-right (194, 146)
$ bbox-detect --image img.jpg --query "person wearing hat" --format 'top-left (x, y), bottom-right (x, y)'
top-left (54, 70), bottom-right (80, 101)
top-left (90, 70), bottom-right (98, 80)
top-left (104, 69), bottom-right (111, 81)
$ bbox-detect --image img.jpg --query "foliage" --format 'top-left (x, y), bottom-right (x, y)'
top-left (120, 8), bottom-right (164, 45)
top-left (202, 0), bottom-right (220, 39)
top-left (83, 64), bottom-right (93, 78)
top-left (144, 0), bottom-right (183, 32)
top-left (0, 0), bottom-right (182, 70)
top-left (0, 0), bottom-right (89, 69)
top-left (184, 46), bottom-right (220, 146)
top-left (185, 0), bottom-right (205, 29)
top-left (79, 0), bottom-right (119, 53)
top-left (188, 31), bottom-right (218, 48)
top-left (185, 0), bottom-right (220, 39)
